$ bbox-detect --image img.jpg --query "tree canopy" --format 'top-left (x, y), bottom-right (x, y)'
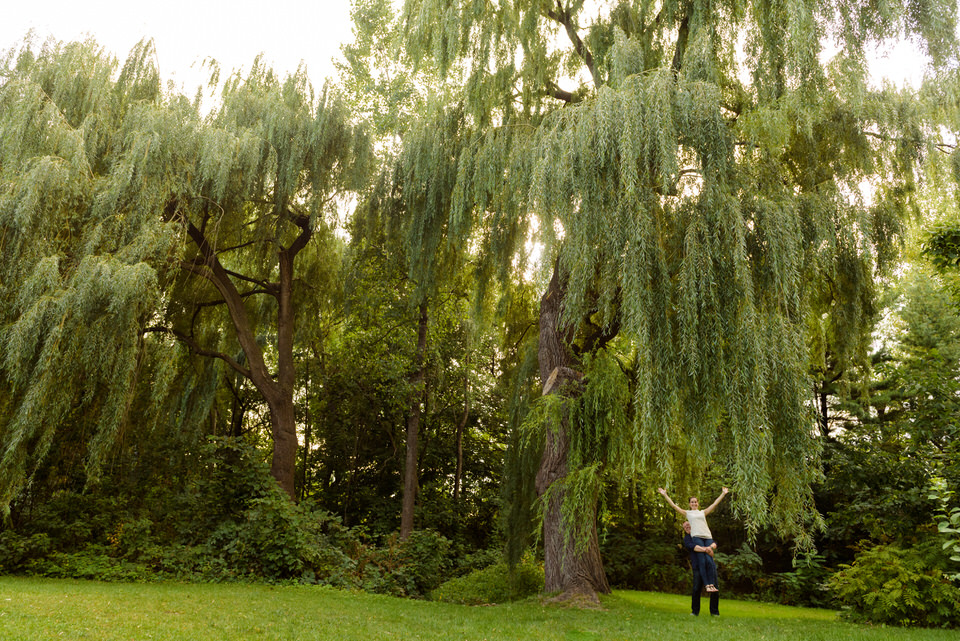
top-left (391, 0), bottom-right (959, 596)
top-left (0, 36), bottom-right (370, 507)
top-left (2, 0), bottom-right (960, 615)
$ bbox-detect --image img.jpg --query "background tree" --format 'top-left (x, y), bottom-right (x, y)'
top-left (339, 0), bottom-right (488, 537)
top-left (397, 0), bottom-right (958, 599)
top-left (0, 37), bottom-right (371, 505)
top-left (817, 267), bottom-right (960, 550)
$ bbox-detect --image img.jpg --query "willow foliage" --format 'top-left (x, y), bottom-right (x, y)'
top-left (0, 37), bottom-right (370, 512)
top-left (397, 0), bottom-right (958, 546)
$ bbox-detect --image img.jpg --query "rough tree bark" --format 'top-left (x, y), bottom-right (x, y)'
top-left (401, 302), bottom-right (429, 538)
top-left (535, 264), bottom-right (611, 600)
top-left (169, 210), bottom-right (313, 499)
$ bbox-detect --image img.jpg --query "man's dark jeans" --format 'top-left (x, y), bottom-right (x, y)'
top-left (691, 570), bottom-right (720, 616)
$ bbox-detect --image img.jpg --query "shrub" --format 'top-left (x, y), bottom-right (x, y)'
top-left (714, 542), bottom-right (764, 592)
top-left (0, 531), bottom-right (51, 571)
top-left (600, 529), bottom-right (689, 592)
top-left (770, 552), bottom-right (835, 608)
top-left (202, 487), bottom-right (362, 584)
top-left (827, 542), bottom-right (960, 628)
top-left (349, 530), bottom-right (453, 597)
top-left (0, 439), bottom-right (468, 595)
top-left (431, 557), bottom-right (544, 605)
top-left (395, 530), bottom-right (452, 596)
top-left (26, 547), bottom-right (153, 582)
top-left (929, 477), bottom-right (960, 581)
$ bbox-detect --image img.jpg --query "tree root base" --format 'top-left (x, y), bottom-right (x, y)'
top-left (541, 591), bottom-right (604, 609)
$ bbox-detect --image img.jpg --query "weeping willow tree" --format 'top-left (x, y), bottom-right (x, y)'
top-left (0, 37), bottom-right (370, 508)
top-left (395, 0), bottom-right (958, 598)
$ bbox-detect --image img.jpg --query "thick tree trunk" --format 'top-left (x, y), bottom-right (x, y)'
top-left (270, 245), bottom-right (300, 498)
top-left (182, 217), bottom-right (311, 500)
top-left (536, 264), bottom-right (610, 600)
top-left (401, 302), bottom-right (429, 539)
top-left (266, 394), bottom-right (298, 497)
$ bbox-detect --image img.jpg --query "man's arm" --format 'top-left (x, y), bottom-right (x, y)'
top-left (684, 534), bottom-right (711, 554)
top-left (702, 486), bottom-right (730, 516)
top-left (658, 487), bottom-right (687, 516)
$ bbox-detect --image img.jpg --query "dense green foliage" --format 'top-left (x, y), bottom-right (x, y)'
top-left (3, 0), bottom-right (960, 627)
top-left (828, 543), bottom-right (960, 628)
top-left (431, 557), bottom-right (544, 605)
top-left (0, 438), bottom-right (464, 596)
top-left (930, 479), bottom-right (960, 580)
top-left (392, 0), bottom-right (960, 573)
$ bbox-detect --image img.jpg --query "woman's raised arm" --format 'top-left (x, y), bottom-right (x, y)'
top-left (703, 487), bottom-right (730, 516)
top-left (657, 487), bottom-right (687, 516)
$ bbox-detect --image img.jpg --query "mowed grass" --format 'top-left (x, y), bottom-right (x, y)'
top-left (0, 577), bottom-right (956, 641)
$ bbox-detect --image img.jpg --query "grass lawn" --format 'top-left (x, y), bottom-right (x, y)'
top-left (0, 577), bottom-right (956, 641)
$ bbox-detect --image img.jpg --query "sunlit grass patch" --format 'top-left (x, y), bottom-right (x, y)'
top-left (1, 578), bottom-right (957, 641)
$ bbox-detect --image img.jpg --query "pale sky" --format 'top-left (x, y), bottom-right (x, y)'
top-left (0, 1), bottom-right (927, 94)
top-left (1, 1), bottom-right (356, 92)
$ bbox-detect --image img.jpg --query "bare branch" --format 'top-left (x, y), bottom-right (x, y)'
top-left (546, 80), bottom-right (581, 104)
top-left (215, 239), bottom-right (262, 254)
top-left (544, 1), bottom-right (599, 88)
top-left (144, 326), bottom-right (252, 379)
top-left (222, 268), bottom-right (277, 294)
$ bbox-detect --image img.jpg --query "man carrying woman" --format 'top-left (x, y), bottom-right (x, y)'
top-left (658, 486), bottom-right (730, 594)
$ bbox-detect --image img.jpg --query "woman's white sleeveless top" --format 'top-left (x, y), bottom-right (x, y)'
top-left (686, 509), bottom-right (712, 539)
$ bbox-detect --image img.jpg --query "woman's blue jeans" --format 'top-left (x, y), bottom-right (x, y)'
top-left (691, 536), bottom-right (718, 586)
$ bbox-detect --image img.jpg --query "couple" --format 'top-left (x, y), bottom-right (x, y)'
top-left (659, 486), bottom-right (730, 616)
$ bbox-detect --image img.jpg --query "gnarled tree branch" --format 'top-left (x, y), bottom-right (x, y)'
top-left (143, 326), bottom-right (252, 379)
top-left (544, 1), bottom-right (599, 88)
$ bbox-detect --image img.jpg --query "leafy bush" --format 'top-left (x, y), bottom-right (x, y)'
top-left (395, 530), bottom-right (452, 596)
top-left (769, 552), bottom-right (835, 608)
top-left (827, 543), bottom-right (960, 628)
top-left (929, 477), bottom-right (960, 581)
top-left (600, 529), bottom-right (688, 592)
top-left (0, 531), bottom-right (51, 571)
top-left (714, 542), bottom-right (764, 591)
top-left (347, 530), bottom-right (453, 597)
top-left (26, 547), bottom-right (153, 582)
top-left (0, 438), bottom-right (464, 594)
top-left (431, 557), bottom-right (544, 604)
